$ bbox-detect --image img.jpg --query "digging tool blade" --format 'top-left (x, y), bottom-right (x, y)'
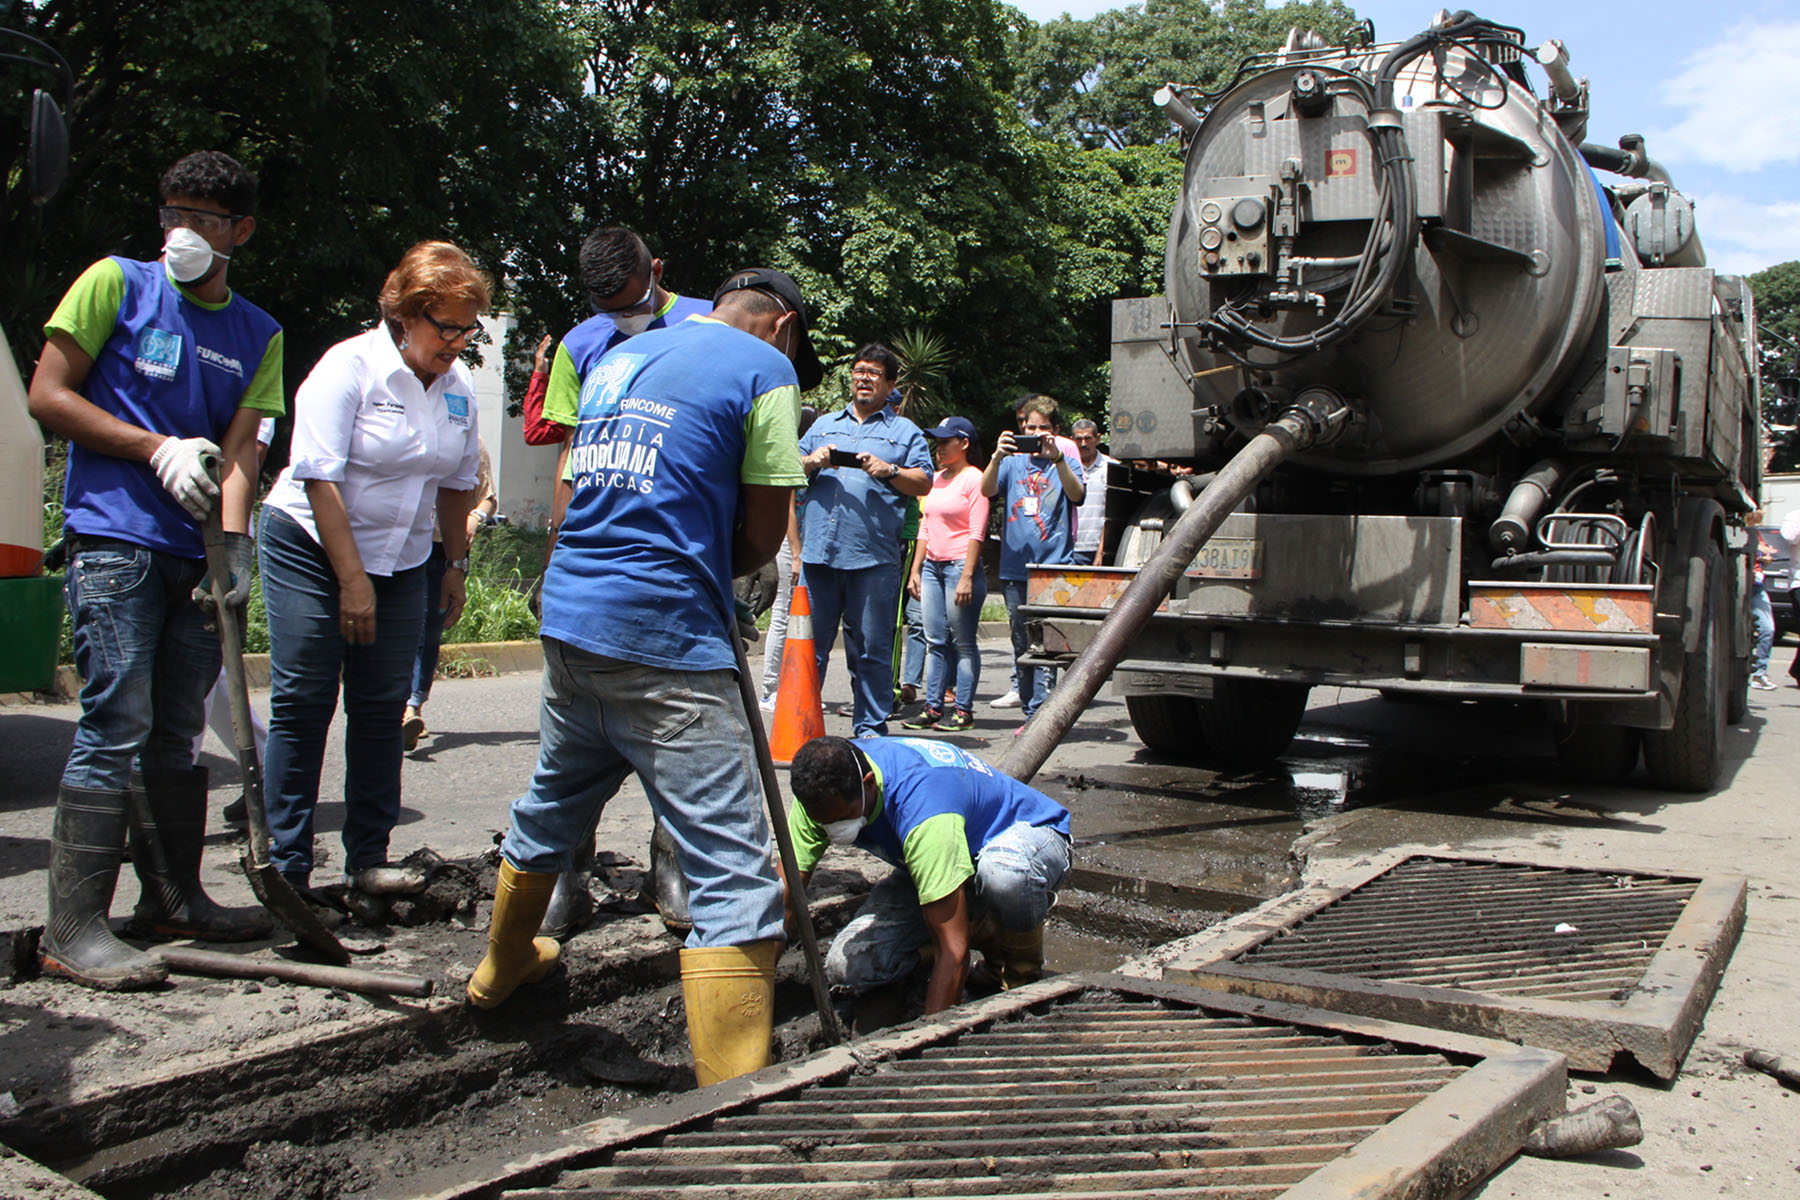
top-left (201, 459), bottom-right (350, 966)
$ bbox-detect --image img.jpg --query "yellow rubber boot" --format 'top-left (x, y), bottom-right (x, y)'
top-left (467, 861), bottom-right (563, 1008)
top-left (680, 939), bottom-right (780, 1087)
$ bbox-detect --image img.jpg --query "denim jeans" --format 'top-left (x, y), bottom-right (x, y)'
top-left (825, 821), bottom-right (1071, 992)
top-left (760, 541), bottom-right (799, 701)
top-left (259, 507), bottom-right (425, 883)
top-left (899, 592), bottom-right (925, 691)
top-left (1752, 586), bottom-right (1775, 675)
top-left (61, 539), bottom-right (219, 791)
top-left (921, 557), bottom-right (985, 712)
top-left (408, 542), bottom-right (449, 708)
top-left (806, 561), bottom-right (901, 737)
top-left (502, 638), bottom-right (785, 947)
top-left (1001, 578), bottom-right (1051, 718)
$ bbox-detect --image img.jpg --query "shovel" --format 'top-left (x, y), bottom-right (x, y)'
top-left (201, 459), bottom-right (351, 966)
top-left (729, 613), bottom-right (846, 1046)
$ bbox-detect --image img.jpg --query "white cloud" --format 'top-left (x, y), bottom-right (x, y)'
top-left (1652, 20), bottom-right (1800, 172)
top-left (1689, 192), bottom-right (1800, 275)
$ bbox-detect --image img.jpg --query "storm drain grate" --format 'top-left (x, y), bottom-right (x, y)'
top-left (432, 974), bottom-right (1564, 1200)
top-left (1162, 850), bottom-right (1745, 1079)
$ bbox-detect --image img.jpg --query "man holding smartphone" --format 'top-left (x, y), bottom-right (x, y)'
top-left (982, 395), bottom-right (1085, 727)
top-left (798, 344), bottom-right (932, 738)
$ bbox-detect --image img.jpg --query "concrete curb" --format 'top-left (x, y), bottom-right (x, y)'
top-left (5, 622), bottom-right (1016, 705)
top-left (1, 641), bottom-right (551, 705)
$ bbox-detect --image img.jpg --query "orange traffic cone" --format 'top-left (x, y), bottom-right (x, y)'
top-left (769, 584), bottom-right (826, 766)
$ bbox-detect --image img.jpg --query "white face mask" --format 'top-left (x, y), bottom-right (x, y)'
top-left (822, 817), bottom-right (864, 845)
top-left (163, 226), bottom-right (224, 284)
top-left (612, 309), bottom-right (655, 337)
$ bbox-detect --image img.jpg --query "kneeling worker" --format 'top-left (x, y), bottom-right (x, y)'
top-left (787, 736), bottom-right (1072, 1015)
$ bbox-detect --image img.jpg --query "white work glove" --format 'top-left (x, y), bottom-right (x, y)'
top-left (193, 531), bottom-right (256, 615)
top-left (150, 435), bottom-right (222, 520)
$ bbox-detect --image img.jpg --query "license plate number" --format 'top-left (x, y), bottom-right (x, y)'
top-left (1188, 536), bottom-right (1262, 580)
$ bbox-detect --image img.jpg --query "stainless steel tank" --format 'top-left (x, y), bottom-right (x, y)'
top-left (1167, 30), bottom-right (1611, 475)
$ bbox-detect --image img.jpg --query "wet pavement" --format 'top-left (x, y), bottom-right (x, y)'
top-left (3, 632), bottom-right (1799, 1196)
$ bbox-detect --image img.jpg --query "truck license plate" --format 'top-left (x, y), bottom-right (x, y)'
top-left (1188, 536), bottom-right (1262, 580)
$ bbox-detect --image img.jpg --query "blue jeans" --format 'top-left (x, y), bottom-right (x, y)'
top-left (921, 557), bottom-right (985, 712)
top-left (1752, 585), bottom-right (1775, 675)
top-left (806, 561), bottom-right (901, 737)
top-left (899, 592), bottom-right (925, 691)
top-left (409, 542), bottom-right (449, 708)
top-left (259, 508), bottom-right (425, 883)
top-left (760, 541), bottom-right (799, 701)
top-left (1002, 578), bottom-right (1050, 718)
top-left (825, 821), bottom-right (1071, 992)
top-left (502, 638), bottom-right (785, 947)
top-left (61, 539), bottom-right (219, 791)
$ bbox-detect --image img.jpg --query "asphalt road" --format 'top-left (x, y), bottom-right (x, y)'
top-left (3, 633), bottom-right (1798, 1197)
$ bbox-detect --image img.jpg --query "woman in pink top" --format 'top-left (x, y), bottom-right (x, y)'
top-left (903, 417), bottom-right (990, 732)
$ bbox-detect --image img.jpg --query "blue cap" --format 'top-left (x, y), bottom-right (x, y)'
top-left (925, 416), bottom-right (976, 441)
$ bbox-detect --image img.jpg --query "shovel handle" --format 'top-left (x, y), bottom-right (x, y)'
top-left (730, 620), bottom-right (846, 1046)
top-left (198, 453), bottom-right (272, 861)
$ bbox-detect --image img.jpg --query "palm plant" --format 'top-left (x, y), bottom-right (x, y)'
top-left (891, 327), bottom-right (953, 427)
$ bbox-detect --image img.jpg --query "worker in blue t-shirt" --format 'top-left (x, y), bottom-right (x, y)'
top-left (787, 735), bottom-right (1072, 1022)
top-left (27, 151), bottom-right (284, 991)
top-left (468, 268), bottom-right (818, 1090)
top-left (982, 394), bottom-right (1085, 725)
top-left (525, 226), bottom-right (715, 940)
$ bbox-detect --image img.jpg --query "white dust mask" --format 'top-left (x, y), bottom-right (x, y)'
top-left (822, 817), bottom-right (864, 845)
top-left (163, 227), bottom-right (224, 284)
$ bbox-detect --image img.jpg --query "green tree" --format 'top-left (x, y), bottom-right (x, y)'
top-left (1012, 0), bottom-right (1362, 149)
top-left (2, 0), bottom-right (584, 402)
top-left (1750, 260), bottom-right (1800, 472)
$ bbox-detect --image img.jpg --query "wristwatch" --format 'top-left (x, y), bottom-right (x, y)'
top-left (446, 556), bottom-right (470, 572)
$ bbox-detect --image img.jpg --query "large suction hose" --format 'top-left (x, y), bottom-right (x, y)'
top-left (998, 398), bottom-right (1347, 784)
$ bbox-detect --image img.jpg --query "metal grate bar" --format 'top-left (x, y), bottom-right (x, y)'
top-left (536, 989), bottom-right (1479, 1200)
top-left (1161, 852), bottom-right (1745, 1078)
top-left (1237, 859), bottom-right (1694, 1002)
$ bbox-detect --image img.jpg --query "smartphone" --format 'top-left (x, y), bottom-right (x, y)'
top-left (1013, 434), bottom-right (1044, 454)
top-left (828, 448), bottom-right (863, 468)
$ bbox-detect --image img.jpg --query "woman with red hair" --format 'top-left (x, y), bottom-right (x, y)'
top-left (259, 241), bottom-right (489, 895)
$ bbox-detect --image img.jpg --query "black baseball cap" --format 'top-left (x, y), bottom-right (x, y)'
top-left (925, 416), bottom-right (977, 441)
top-left (713, 267), bottom-right (824, 391)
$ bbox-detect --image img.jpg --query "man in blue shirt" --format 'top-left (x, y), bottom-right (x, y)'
top-left (982, 394), bottom-right (1085, 724)
top-left (525, 226), bottom-right (715, 941)
top-left (28, 151), bottom-right (283, 990)
top-left (469, 268), bottom-right (816, 1090)
top-left (798, 344), bottom-right (931, 737)
top-left (787, 735), bottom-right (1072, 1018)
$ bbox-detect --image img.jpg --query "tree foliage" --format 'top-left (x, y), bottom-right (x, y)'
top-left (1012, 0), bottom-right (1361, 149)
top-left (4, 0), bottom-right (1354, 460)
top-left (1750, 260), bottom-right (1800, 471)
top-left (3, 0), bottom-right (583, 401)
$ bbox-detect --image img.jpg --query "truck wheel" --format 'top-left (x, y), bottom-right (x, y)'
top-left (1552, 720), bottom-right (1640, 785)
top-left (1643, 542), bottom-right (1725, 792)
top-left (1195, 678), bottom-right (1310, 767)
top-left (1125, 694), bottom-right (1210, 756)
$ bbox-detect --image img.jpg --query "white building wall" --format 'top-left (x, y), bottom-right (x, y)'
top-left (473, 313), bottom-right (563, 530)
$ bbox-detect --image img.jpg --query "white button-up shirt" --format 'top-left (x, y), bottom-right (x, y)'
top-left (265, 325), bottom-right (480, 575)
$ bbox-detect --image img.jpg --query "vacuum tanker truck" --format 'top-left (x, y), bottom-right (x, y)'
top-left (1012, 11), bottom-right (1761, 793)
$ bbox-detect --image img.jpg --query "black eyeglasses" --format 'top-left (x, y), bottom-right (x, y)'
top-left (421, 311), bottom-right (485, 343)
top-left (158, 205), bottom-right (243, 236)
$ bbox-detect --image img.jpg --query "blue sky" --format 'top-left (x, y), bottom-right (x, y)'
top-left (1014, 0), bottom-right (1800, 276)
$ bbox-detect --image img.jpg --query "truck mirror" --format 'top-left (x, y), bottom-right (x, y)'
top-left (28, 88), bottom-right (68, 205)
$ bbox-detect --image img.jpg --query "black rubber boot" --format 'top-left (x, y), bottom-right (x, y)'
top-left (538, 834), bottom-right (597, 941)
top-left (40, 786), bottom-right (169, 990)
top-left (644, 815), bottom-right (692, 933)
top-left (125, 768), bottom-right (273, 942)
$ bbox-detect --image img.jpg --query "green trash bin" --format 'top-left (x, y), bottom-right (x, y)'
top-left (0, 575), bottom-right (65, 693)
